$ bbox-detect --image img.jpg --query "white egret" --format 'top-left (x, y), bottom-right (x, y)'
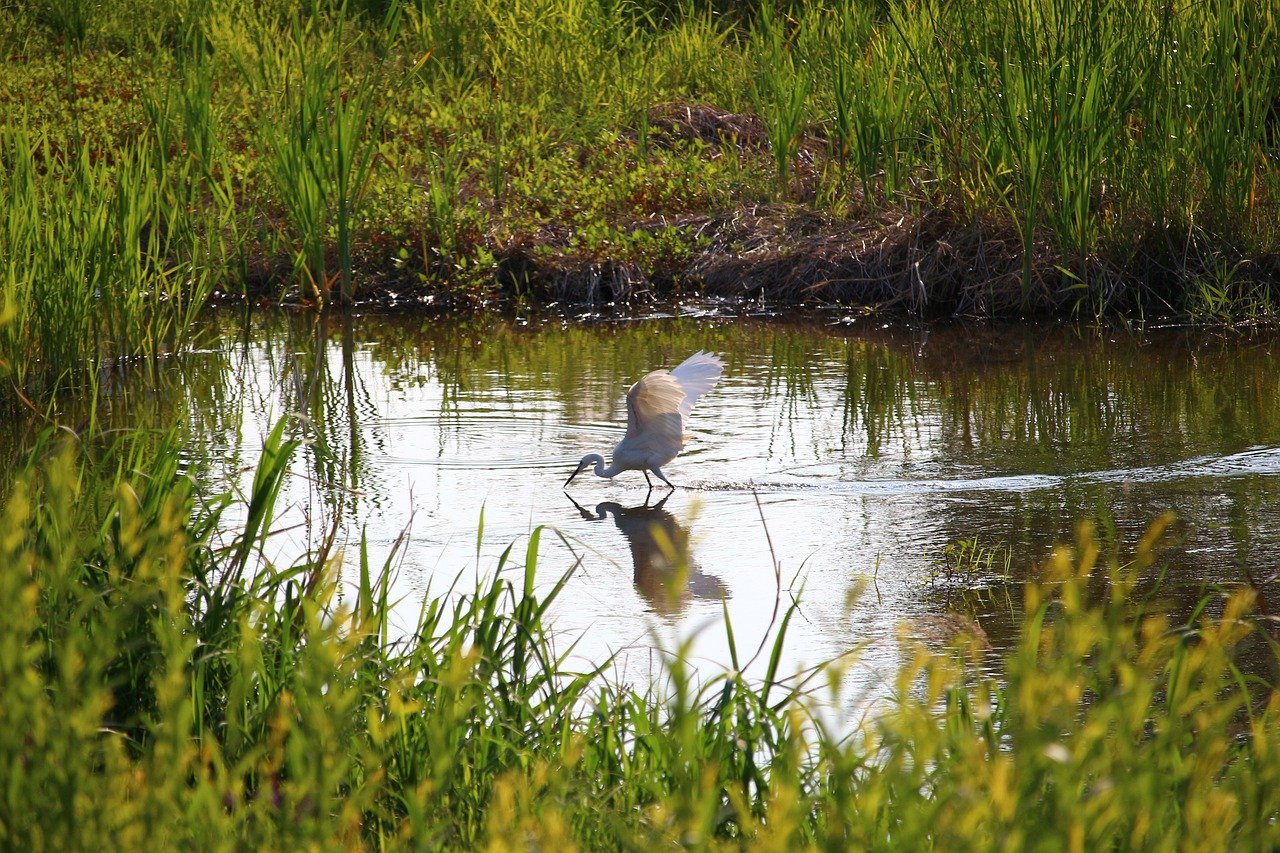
top-left (565, 351), bottom-right (724, 491)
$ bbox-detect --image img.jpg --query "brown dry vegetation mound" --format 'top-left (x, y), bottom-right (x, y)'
top-left (644, 102), bottom-right (771, 152)
top-left (488, 205), bottom-right (1082, 318)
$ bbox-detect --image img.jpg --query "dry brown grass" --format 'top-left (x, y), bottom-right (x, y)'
top-left (485, 204), bottom-right (1091, 317)
top-left (643, 102), bottom-right (771, 153)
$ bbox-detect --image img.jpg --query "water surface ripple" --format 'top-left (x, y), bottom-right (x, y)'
top-left (17, 313), bottom-right (1280, 704)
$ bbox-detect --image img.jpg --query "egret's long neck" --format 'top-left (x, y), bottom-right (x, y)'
top-left (598, 460), bottom-right (627, 479)
top-left (583, 453), bottom-right (624, 479)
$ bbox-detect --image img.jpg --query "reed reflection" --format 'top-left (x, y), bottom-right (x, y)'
top-left (568, 494), bottom-right (727, 616)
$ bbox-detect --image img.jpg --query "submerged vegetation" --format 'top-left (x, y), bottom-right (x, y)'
top-left (1, 425), bottom-right (1279, 847)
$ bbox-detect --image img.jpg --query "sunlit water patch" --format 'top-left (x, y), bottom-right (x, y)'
top-left (16, 312), bottom-right (1280, 707)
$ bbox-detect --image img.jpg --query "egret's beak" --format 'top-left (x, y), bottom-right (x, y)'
top-left (565, 467), bottom-right (583, 487)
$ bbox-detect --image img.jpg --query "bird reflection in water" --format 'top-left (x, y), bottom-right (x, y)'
top-left (568, 493), bottom-right (727, 617)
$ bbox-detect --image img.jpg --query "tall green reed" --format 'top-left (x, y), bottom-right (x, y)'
top-left (467, 0), bottom-right (665, 143)
top-left (902, 0), bottom-right (1278, 307)
top-left (232, 5), bottom-right (391, 305)
top-left (924, 0), bottom-right (1139, 296)
top-left (32, 0), bottom-right (91, 45)
top-left (751, 0), bottom-right (811, 196)
top-left (1166, 0), bottom-right (1276, 228)
top-left (821, 2), bottom-right (916, 202)
top-left (0, 128), bottom-right (217, 408)
top-left (144, 52), bottom-right (249, 292)
top-left (0, 423), bottom-right (392, 847)
top-left (424, 147), bottom-right (463, 271)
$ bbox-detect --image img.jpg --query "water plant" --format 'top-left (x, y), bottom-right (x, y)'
top-left (230, 5), bottom-right (391, 304)
top-left (752, 0), bottom-right (812, 196)
top-left (0, 127), bottom-right (217, 408)
top-left (3, 416), bottom-right (1280, 846)
top-left (822, 2), bottom-right (915, 203)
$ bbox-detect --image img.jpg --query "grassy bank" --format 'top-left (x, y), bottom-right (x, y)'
top-left (3, 419), bottom-right (1280, 847)
top-left (1, 0), bottom-right (1277, 370)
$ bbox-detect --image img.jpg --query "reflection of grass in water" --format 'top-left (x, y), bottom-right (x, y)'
top-left (76, 310), bottom-right (1279, 561)
top-left (6, 426), bottom-right (1280, 845)
top-left (286, 314), bottom-right (1280, 466)
top-left (6, 310), bottom-right (1278, 636)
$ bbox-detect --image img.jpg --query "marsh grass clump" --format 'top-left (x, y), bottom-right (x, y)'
top-left (3, 425), bottom-right (1280, 847)
top-left (227, 7), bottom-right (391, 305)
top-left (0, 127), bottom-right (219, 407)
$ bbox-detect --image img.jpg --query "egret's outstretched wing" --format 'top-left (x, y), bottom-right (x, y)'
top-left (618, 352), bottom-right (723, 461)
top-left (620, 369), bottom-right (686, 457)
top-left (669, 351), bottom-right (724, 423)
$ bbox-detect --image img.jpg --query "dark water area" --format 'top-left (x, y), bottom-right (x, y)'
top-left (12, 310), bottom-right (1280, 705)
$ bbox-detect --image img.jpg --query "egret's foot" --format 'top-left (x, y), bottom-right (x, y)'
top-left (649, 467), bottom-right (676, 490)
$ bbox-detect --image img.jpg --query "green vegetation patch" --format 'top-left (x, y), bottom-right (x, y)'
top-left (1, 0), bottom-right (1279, 403)
top-left (4, 422), bottom-right (1280, 847)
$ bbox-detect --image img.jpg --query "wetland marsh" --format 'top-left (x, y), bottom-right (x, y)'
top-left (5, 0), bottom-right (1280, 845)
top-left (15, 310), bottom-right (1280, 694)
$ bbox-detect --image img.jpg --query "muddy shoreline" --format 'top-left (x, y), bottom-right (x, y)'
top-left (242, 202), bottom-right (1279, 320)
top-left (227, 103), bottom-right (1280, 319)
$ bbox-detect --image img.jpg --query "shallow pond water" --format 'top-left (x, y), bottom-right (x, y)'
top-left (30, 310), bottom-right (1280, 705)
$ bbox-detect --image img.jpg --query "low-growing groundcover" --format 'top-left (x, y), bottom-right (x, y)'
top-left (2, 0), bottom-right (1279, 326)
top-left (2, 426), bottom-right (1279, 848)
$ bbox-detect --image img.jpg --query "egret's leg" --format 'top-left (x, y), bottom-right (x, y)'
top-left (651, 467), bottom-right (675, 490)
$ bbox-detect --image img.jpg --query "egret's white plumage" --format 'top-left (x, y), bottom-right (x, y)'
top-left (566, 351), bottom-right (724, 490)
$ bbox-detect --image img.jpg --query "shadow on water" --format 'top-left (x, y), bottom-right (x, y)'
top-left (567, 492), bottom-right (727, 618)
